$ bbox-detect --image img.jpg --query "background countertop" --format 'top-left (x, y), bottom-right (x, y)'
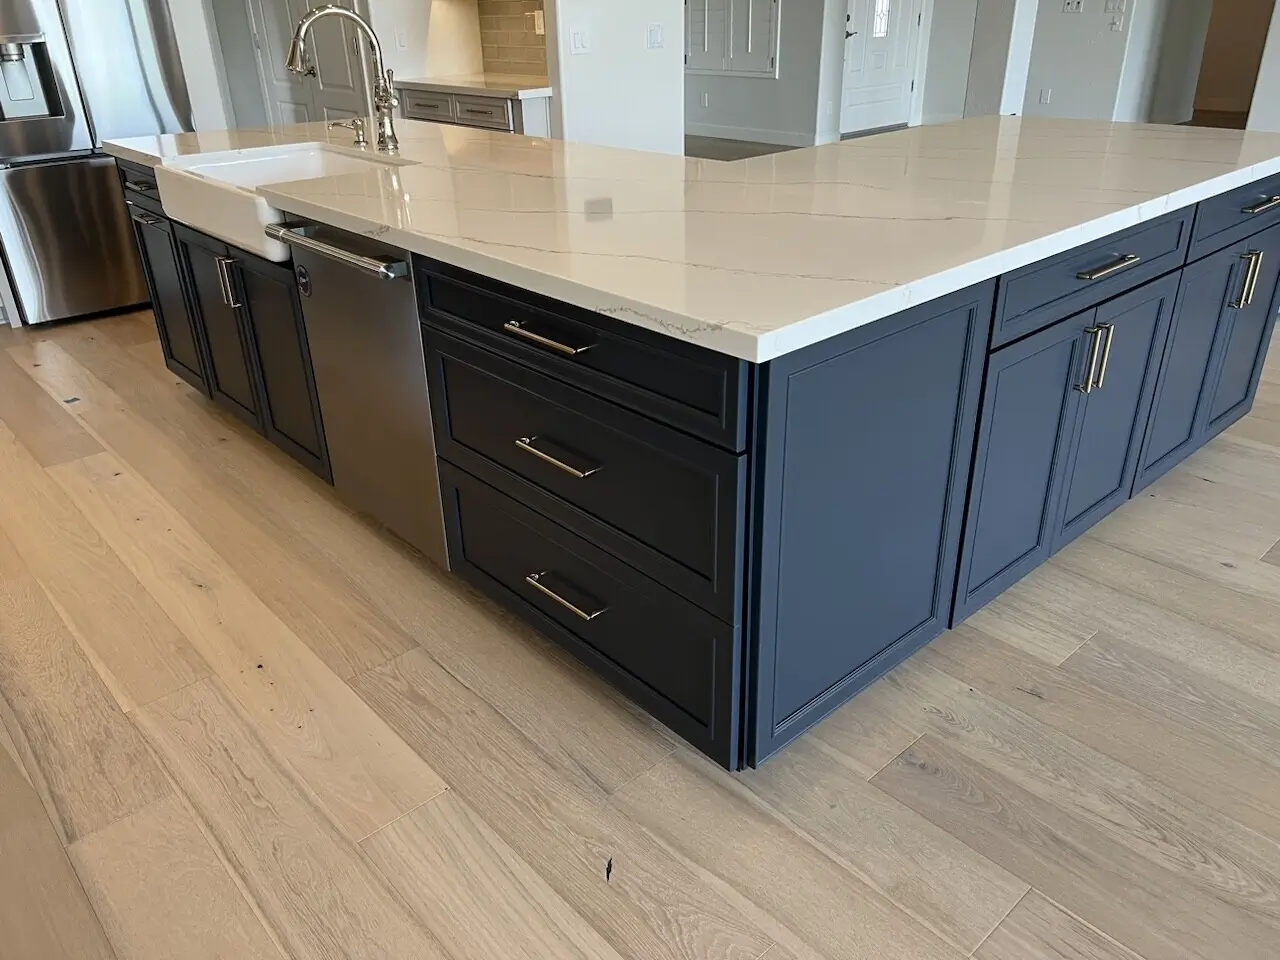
top-left (392, 73), bottom-right (552, 100)
top-left (105, 116), bottom-right (1280, 362)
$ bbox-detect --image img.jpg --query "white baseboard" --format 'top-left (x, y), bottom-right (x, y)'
top-left (685, 121), bottom-right (815, 147)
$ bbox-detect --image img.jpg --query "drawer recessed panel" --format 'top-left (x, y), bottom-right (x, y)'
top-left (440, 462), bottom-right (741, 767)
top-left (453, 94), bottom-right (514, 130)
top-left (402, 91), bottom-right (455, 122)
top-left (1191, 172), bottom-right (1280, 260)
top-left (994, 210), bottom-right (1192, 347)
top-left (426, 328), bottom-right (745, 621)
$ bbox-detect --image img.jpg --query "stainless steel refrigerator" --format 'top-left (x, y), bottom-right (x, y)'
top-left (0, 0), bottom-right (193, 325)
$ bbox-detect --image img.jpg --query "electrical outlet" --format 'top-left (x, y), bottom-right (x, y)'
top-left (570, 27), bottom-right (590, 55)
top-left (701, 91), bottom-right (710, 108)
top-left (647, 23), bottom-right (664, 49)
top-left (1040, 88), bottom-right (1052, 105)
top-left (1062, 0), bottom-right (1083, 12)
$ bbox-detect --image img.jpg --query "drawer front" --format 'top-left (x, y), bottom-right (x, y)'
top-left (418, 259), bottom-right (749, 450)
top-left (402, 90), bottom-right (455, 122)
top-left (994, 210), bottom-right (1192, 347)
top-left (453, 94), bottom-right (513, 130)
top-left (426, 329), bottom-right (745, 621)
top-left (117, 159), bottom-right (165, 215)
top-left (441, 462), bottom-right (741, 767)
top-left (1190, 172), bottom-right (1280, 260)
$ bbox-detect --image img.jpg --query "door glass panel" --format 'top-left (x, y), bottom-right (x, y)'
top-left (873, 0), bottom-right (891, 37)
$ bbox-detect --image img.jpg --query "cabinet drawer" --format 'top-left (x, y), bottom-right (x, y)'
top-left (117, 159), bottom-right (165, 216)
top-left (1191, 172), bottom-right (1280, 260)
top-left (402, 90), bottom-right (454, 122)
top-left (994, 210), bottom-right (1192, 347)
top-left (453, 94), bottom-right (513, 130)
top-left (426, 329), bottom-right (745, 621)
top-left (418, 259), bottom-right (749, 450)
top-left (440, 462), bottom-right (741, 767)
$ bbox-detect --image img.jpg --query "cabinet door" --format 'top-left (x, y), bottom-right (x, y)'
top-left (128, 209), bottom-right (206, 392)
top-left (1054, 274), bottom-right (1178, 548)
top-left (178, 231), bottom-right (261, 429)
top-left (235, 254), bottom-right (330, 479)
top-left (953, 314), bottom-right (1091, 622)
top-left (1204, 222), bottom-right (1280, 435)
top-left (1135, 241), bottom-right (1249, 491)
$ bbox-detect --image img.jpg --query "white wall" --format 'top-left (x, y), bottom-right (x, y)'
top-left (549, 0), bottom-right (684, 154)
top-left (170, 1), bottom-right (231, 129)
top-left (1023, 0), bottom-right (1131, 120)
top-left (922, 0), bottom-right (977, 124)
top-left (958, 0), bottom-right (1035, 118)
top-left (420, 0), bottom-right (484, 77)
top-left (1250, 4), bottom-right (1280, 130)
top-left (1148, 0), bottom-right (1212, 124)
top-left (814, 0), bottom-right (849, 143)
top-left (1115, 0), bottom-right (1168, 122)
top-left (1001, 0), bottom-right (1037, 112)
top-left (685, 0), bottom-right (829, 146)
top-left (1195, 0), bottom-right (1275, 113)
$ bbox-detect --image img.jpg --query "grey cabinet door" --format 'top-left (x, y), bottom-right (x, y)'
top-left (953, 312), bottom-right (1091, 623)
top-left (1205, 222), bottom-right (1280, 435)
top-left (129, 210), bottom-right (205, 393)
top-left (1054, 274), bottom-right (1178, 548)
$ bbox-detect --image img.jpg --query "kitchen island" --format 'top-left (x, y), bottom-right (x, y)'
top-left (105, 116), bottom-right (1280, 769)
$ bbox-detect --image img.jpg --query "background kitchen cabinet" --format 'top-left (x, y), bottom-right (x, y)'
top-left (127, 209), bottom-right (206, 392)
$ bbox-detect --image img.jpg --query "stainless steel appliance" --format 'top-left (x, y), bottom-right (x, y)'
top-left (0, 0), bottom-right (193, 326)
top-left (273, 219), bottom-right (448, 568)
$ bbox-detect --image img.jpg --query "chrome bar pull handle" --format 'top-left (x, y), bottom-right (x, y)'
top-left (1093, 322), bottom-right (1116, 389)
top-left (265, 223), bottom-right (408, 280)
top-left (216, 257), bottom-right (242, 308)
top-left (525, 571), bottom-right (608, 621)
top-left (1077, 253), bottom-right (1141, 282)
top-left (1232, 251), bottom-right (1262, 309)
top-left (1243, 196), bottom-right (1280, 215)
top-left (502, 320), bottom-right (593, 356)
top-left (1246, 250), bottom-right (1266, 306)
top-left (213, 255), bottom-right (231, 306)
top-left (1077, 326), bottom-right (1103, 394)
top-left (515, 437), bottom-right (600, 479)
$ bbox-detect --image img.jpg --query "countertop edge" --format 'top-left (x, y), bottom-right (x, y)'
top-left (393, 78), bottom-right (553, 100)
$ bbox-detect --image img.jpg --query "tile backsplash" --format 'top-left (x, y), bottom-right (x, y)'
top-left (477, 0), bottom-right (547, 76)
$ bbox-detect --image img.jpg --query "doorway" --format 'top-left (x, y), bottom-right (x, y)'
top-left (205, 0), bottom-right (371, 128)
top-left (839, 0), bottom-right (924, 135)
top-left (1190, 0), bottom-right (1276, 129)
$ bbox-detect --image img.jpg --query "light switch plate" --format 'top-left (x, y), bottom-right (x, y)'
top-left (570, 27), bottom-right (590, 55)
top-left (647, 23), bottom-right (664, 49)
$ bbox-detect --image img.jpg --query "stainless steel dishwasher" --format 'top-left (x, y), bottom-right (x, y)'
top-left (267, 220), bottom-right (448, 568)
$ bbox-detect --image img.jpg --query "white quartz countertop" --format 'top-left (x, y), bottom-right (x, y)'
top-left (105, 116), bottom-right (1280, 362)
top-left (393, 73), bottom-right (552, 100)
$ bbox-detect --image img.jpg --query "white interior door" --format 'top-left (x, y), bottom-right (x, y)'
top-left (247, 0), bottom-right (370, 125)
top-left (840, 0), bottom-right (922, 134)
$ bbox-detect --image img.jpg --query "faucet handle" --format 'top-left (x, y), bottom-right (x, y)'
top-left (329, 117), bottom-right (369, 147)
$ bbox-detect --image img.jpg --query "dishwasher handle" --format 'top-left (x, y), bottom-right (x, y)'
top-left (265, 223), bottom-right (409, 280)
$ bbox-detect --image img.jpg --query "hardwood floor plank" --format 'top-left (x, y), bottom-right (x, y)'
top-left (802, 673), bottom-right (925, 778)
top-left (0, 576), bottom-right (171, 845)
top-left (732, 738), bottom-right (1025, 953)
top-left (896, 650), bottom-right (1280, 923)
top-left (95, 312), bottom-right (161, 350)
top-left (351, 648), bottom-right (775, 960)
top-left (363, 791), bottom-right (627, 960)
top-left (963, 563), bottom-right (1098, 664)
top-left (873, 735), bottom-right (1278, 960)
top-left (612, 749), bottom-right (974, 959)
top-left (51, 452), bottom-right (446, 841)
top-left (70, 324), bottom-right (677, 791)
top-left (0, 744), bottom-right (117, 960)
top-left (0, 419), bottom-right (207, 712)
top-left (69, 795), bottom-right (283, 960)
top-left (134, 678), bottom-right (449, 960)
top-left (0, 525), bottom-right (26, 584)
top-left (1145, 462), bottom-right (1280, 536)
top-left (976, 892), bottom-right (1144, 960)
top-left (0, 349), bottom-right (102, 467)
top-left (925, 626), bottom-right (1280, 841)
top-left (10, 337), bottom-right (416, 680)
top-left (0, 701), bottom-right (30, 786)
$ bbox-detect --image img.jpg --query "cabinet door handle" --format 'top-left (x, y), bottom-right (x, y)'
top-left (515, 436), bottom-right (601, 478)
top-left (129, 209), bottom-right (162, 227)
top-left (1232, 251), bottom-right (1263, 308)
top-left (215, 256), bottom-right (242, 309)
top-left (463, 107), bottom-right (495, 116)
top-left (1076, 326), bottom-right (1103, 394)
top-left (524, 571), bottom-right (608, 621)
top-left (1243, 196), bottom-right (1280, 215)
top-left (123, 179), bottom-right (157, 193)
top-left (1077, 253), bottom-right (1141, 282)
top-left (1093, 322), bottom-right (1116, 389)
top-left (502, 320), bottom-right (593, 356)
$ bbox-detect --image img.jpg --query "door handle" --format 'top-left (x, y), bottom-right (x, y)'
top-left (1232, 251), bottom-right (1263, 308)
top-left (524, 571), bottom-right (608, 621)
top-left (215, 256), bottom-right (243, 309)
top-left (1242, 196), bottom-right (1280, 215)
top-left (129, 208), bottom-right (162, 227)
top-left (502, 320), bottom-right (593, 356)
top-left (265, 223), bottom-right (408, 280)
top-left (1246, 250), bottom-right (1265, 306)
top-left (1093, 322), bottom-right (1116, 389)
top-left (1076, 326), bottom-right (1103, 394)
top-left (1077, 253), bottom-right (1141, 282)
top-left (515, 437), bottom-right (601, 478)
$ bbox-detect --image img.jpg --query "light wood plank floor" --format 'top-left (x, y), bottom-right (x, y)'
top-left (3, 312), bottom-right (1280, 960)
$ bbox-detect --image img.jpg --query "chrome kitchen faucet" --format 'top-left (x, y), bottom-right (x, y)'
top-left (286, 4), bottom-right (399, 154)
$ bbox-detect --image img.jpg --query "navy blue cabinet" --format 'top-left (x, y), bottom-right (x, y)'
top-left (1053, 275), bottom-right (1178, 547)
top-left (127, 208), bottom-right (206, 393)
top-left (748, 283), bottom-right (993, 764)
